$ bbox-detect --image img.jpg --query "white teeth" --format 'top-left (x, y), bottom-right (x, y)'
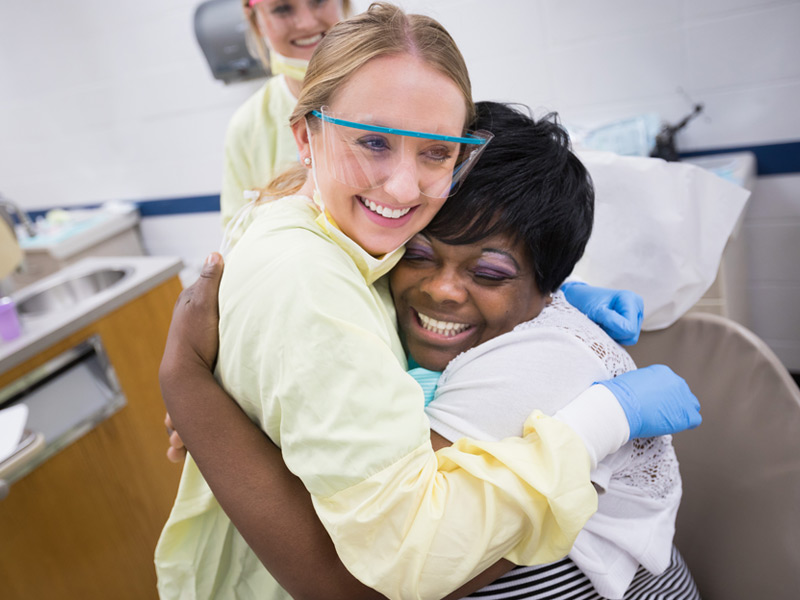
top-left (294, 33), bottom-right (323, 46)
top-left (418, 312), bottom-right (470, 337)
top-left (361, 197), bottom-right (411, 219)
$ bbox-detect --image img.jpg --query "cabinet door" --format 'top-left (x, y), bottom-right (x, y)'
top-left (0, 277), bottom-right (184, 600)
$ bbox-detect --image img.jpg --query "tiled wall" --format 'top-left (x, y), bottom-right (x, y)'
top-left (1, 0), bottom-right (798, 367)
top-left (743, 174), bottom-right (800, 369)
top-left (405, 0), bottom-right (800, 149)
top-left (411, 0), bottom-right (800, 370)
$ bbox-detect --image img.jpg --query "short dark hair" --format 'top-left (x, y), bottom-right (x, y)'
top-left (425, 101), bottom-right (594, 295)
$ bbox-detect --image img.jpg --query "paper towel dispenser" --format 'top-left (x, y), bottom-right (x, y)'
top-left (194, 0), bottom-right (268, 84)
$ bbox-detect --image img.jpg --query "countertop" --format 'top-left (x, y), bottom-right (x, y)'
top-left (19, 205), bottom-right (141, 260)
top-left (0, 255), bottom-right (183, 374)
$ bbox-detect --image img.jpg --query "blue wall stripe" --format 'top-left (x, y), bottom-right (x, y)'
top-left (25, 194), bottom-right (221, 222)
top-left (20, 140), bottom-right (800, 222)
top-left (680, 140), bottom-right (800, 176)
top-left (135, 194), bottom-right (220, 217)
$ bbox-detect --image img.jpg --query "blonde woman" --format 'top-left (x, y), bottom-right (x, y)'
top-left (157, 4), bottom-right (700, 599)
top-left (222, 0), bottom-right (350, 227)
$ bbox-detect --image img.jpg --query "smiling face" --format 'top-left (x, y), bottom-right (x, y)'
top-left (294, 53), bottom-right (468, 256)
top-left (390, 232), bottom-right (549, 371)
top-left (253, 0), bottom-right (343, 60)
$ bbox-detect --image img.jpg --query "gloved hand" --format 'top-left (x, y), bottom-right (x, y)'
top-left (408, 367), bottom-right (442, 407)
top-left (599, 364), bottom-right (702, 438)
top-left (561, 281), bottom-right (644, 345)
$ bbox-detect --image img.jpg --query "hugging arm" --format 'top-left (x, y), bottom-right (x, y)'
top-left (160, 255), bottom-right (507, 600)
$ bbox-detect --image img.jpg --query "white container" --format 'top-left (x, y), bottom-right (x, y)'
top-left (12, 205), bottom-right (145, 290)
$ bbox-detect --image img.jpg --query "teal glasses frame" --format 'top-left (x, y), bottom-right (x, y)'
top-left (310, 110), bottom-right (488, 145)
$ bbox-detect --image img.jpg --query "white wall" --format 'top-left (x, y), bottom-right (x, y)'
top-left (2, 0), bottom-right (799, 367)
top-left (0, 0), bottom-right (245, 276)
top-left (388, 0), bottom-right (800, 149)
top-left (397, 0), bottom-right (800, 370)
top-left (0, 1), bottom-right (254, 205)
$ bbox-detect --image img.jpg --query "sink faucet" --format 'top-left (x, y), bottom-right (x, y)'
top-left (0, 193), bottom-right (36, 239)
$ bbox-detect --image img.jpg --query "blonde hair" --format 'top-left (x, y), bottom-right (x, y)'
top-left (242, 0), bottom-right (352, 71)
top-left (261, 1), bottom-right (475, 200)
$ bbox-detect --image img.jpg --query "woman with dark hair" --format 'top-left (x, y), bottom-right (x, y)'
top-left (392, 102), bottom-right (699, 599)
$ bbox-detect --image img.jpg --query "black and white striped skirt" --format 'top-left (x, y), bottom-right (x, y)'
top-left (465, 545), bottom-right (700, 600)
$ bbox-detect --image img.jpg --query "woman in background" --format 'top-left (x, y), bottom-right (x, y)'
top-left (221, 0), bottom-right (350, 227)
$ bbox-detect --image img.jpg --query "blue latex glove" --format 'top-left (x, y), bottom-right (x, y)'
top-left (561, 281), bottom-right (644, 345)
top-left (408, 367), bottom-right (442, 407)
top-left (599, 364), bottom-right (702, 438)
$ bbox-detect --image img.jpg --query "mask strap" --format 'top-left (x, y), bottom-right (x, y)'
top-left (220, 190), bottom-right (259, 256)
top-left (305, 117), bottom-right (323, 210)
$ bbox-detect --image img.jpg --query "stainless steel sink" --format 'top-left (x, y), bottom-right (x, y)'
top-left (16, 267), bottom-right (133, 317)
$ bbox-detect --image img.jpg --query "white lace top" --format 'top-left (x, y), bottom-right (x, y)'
top-left (425, 291), bottom-right (682, 600)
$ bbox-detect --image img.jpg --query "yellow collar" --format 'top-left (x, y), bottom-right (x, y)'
top-left (310, 192), bottom-right (404, 284)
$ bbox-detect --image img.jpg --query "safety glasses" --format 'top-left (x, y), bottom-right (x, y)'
top-left (310, 107), bottom-right (493, 199)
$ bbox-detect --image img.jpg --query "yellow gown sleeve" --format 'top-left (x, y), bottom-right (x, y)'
top-left (317, 415), bottom-right (596, 600)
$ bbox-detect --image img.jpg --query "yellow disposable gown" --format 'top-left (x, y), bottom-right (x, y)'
top-left (155, 196), bottom-right (598, 600)
top-left (220, 75), bottom-right (298, 228)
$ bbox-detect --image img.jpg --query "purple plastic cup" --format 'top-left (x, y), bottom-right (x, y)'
top-left (0, 297), bottom-right (22, 342)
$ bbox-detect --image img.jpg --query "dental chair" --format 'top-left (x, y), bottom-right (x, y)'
top-left (627, 312), bottom-right (800, 599)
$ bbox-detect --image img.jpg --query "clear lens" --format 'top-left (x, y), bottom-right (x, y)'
top-left (314, 107), bottom-right (493, 198)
